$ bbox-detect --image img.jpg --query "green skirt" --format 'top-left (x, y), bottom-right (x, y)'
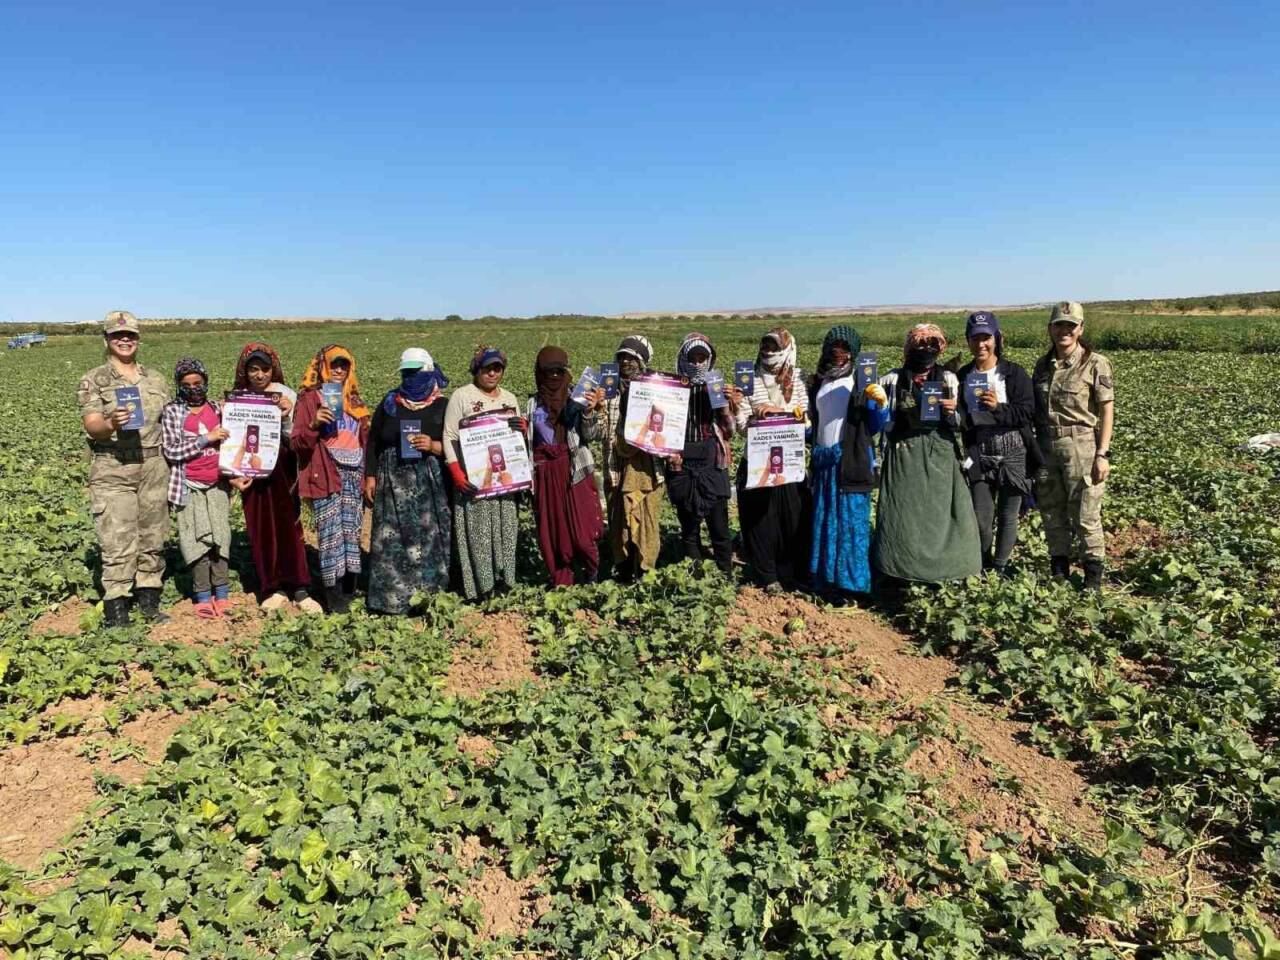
top-left (874, 431), bottom-right (982, 583)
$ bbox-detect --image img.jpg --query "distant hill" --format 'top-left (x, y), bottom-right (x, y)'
top-left (617, 303), bottom-right (1050, 319)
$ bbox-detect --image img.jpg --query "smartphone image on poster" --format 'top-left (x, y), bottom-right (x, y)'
top-left (768, 445), bottom-right (784, 475)
top-left (488, 444), bottom-right (507, 472)
top-left (647, 407), bottom-right (665, 433)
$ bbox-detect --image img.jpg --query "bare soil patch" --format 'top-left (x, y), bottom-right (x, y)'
top-left (30, 598), bottom-right (95, 636)
top-left (147, 592), bottom-right (265, 647)
top-left (443, 612), bottom-right (535, 697)
top-left (1107, 519), bottom-right (1173, 560)
top-left (457, 734), bottom-right (498, 766)
top-left (0, 710), bottom-right (185, 871)
top-left (730, 589), bottom-right (1103, 841)
top-left (463, 865), bottom-right (551, 941)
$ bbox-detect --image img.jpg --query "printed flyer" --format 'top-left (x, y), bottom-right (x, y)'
top-left (621, 372), bottom-right (690, 455)
top-left (744, 416), bottom-right (807, 489)
top-left (458, 414), bottom-right (533, 497)
top-left (219, 392), bottom-right (282, 477)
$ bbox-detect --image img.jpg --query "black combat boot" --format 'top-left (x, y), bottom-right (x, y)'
top-left (1082, 558), bottom-right (1104, 592)
top-left (325, 584), bottom-right (350, 614)
top-left (134, 587), bottom-right (170, 623)
top-left (103, 596), bottom-right (133, 627)
top-left (1049, 556), bottom-right (1071, 580)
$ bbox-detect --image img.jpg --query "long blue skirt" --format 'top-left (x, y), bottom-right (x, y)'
top-left (809, 443), bottom-right (872, 593)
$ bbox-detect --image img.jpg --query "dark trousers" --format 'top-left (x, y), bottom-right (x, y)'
top-left (970, 480), bottom-right (1022, 568)
top-left (673, 499), bottom-right (733, 574)
top-left (191, 550), bottom-right (230, 595)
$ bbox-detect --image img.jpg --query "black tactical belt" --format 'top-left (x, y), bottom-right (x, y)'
top-left (90, 444), bottom-right (161, 461)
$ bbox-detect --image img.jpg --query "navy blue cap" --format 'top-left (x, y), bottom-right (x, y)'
top-left (966, 311), bottom-right (1000, 339)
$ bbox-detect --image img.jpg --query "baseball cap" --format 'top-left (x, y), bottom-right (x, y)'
top-left (399, 347), bottom-right (435, 371)
top-left (965, 311), bottom-right (1000, 339)
top-left (103, 310), bottom-right (140, 335)
top-left (1049, 301), bottom-right (1084, 325)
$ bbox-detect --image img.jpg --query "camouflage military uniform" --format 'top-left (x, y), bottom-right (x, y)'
top-left (1033, 345), bottom-right (1114, 562)
top-left (78, 358), bottom-right (172, 600)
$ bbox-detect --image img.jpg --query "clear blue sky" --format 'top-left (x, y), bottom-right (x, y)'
top-left (1, 0), bottom-right (1277, 322)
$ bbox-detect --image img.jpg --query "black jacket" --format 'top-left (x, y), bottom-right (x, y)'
top-left (956, 358), bottom-right (1041, 481)
top-left (807, 378), bottom-right (878, 493)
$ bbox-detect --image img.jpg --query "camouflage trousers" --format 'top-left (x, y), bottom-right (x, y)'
top-left (89, 452), bottom-right (169, 600)
top-left (1036, 427), bottom-right (1105, 561)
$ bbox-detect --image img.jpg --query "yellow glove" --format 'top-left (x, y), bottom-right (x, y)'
top-left (864, 383), bottom-right (887, 406)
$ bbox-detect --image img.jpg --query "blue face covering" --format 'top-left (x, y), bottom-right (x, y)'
top-left (385, 366), bottom-right (449, 413)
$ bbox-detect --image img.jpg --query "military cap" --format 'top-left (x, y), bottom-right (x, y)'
top-left (103, 310), bottom-right (140, 335)
top-left (1049, 301), bottom-right (1084, 325)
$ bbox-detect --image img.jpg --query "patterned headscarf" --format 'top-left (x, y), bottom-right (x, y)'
top-left (301, 344), bottom-right (370, 420)
top-left (816, 324), bottom-right (862, 382)
top-left (174, 357), bottom-right (209, 406)
top-left (756, 327), bottom-right (796, 402)
top-left (676, 332), bottom-right (716, 385)
top-left (904, 323), bottom-right (947, 358)
top-left (173, 356), bottom-right (207, 385)
top-left (615, 335), bottom-right (652, 372)
top-left (234, 342), bottom-right (285, 391)
top-left (470, 344), bottom-right (507, 376)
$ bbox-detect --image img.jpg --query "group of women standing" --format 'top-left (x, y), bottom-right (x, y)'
top-left (81, 301), bottom-right (1114, 625)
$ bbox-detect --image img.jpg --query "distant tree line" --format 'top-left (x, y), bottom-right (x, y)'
top-left (1089, 291), bottom-right (1280, 314)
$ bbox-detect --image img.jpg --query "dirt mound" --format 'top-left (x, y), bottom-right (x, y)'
top-left (1107, 520), bottom-right (1173, 560)
top-left (30, 598), bottom-right (95, 636)
top-left (464, 865), bottom-right (550, 941)
top-left (0, 710), bottom-right (185, 871)
top-left (457, 734), bottom-right (498, 766)
top-left (731, 589), bottom-right (1102, 842)
top-left (147, 592), bottom-right (265, 647)
top-left (443, 612), bottom-right (535, 698)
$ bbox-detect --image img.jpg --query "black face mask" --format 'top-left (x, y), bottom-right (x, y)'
top-left (907, 347), bottom-right (938, 372)
top-left (179, 383), bottom-right (207, 405)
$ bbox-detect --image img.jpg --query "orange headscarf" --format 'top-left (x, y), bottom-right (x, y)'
top-left (300, 344), bottom-right (370, 420)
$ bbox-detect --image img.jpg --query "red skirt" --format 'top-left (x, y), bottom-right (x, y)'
top-left (242, 450), bottom-right (311, 595)
top-left (533, 443), bottom-right (603, 586)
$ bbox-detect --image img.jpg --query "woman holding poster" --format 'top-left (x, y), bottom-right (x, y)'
top-left (293, 344), bottom-right (372, 613)
top-left (664, 333), bottom-right (740, 575)
top-left (232, 343), bottom-right (320, 613)
top-left (443, 345), bottom-right (524, 600)
top-left (160, 357), bottom-right (233, 618)
top-left (873, 324), bottom-right (982, 583)
top-left (526, 346), bottom-right (605, 586)
top-left (363, 348), bottom-right (452, 614)
top-left (807, 325), bottom-right (888, 597)
top-left (601, 335), bottom-right (666, 581)
top-left (734, 327), bottom-right (811, 593)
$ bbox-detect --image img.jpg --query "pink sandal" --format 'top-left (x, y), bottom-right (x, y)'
top-left (194, 600), bottom-right (220, 619)
top-left (213, 597), bottom-right (232, 616)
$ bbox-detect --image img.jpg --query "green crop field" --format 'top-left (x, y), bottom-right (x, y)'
top-left (1, 313), bottom-right (1278, 958)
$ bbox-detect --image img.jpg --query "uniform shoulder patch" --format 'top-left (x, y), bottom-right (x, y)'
top-left (1098, 375), bottom-right (1113, 389)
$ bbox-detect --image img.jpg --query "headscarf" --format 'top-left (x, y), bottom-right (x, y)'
top-left (234, 342), bottom-right (285, 391)
top-left (383, 350), bottom-right (449, 414)
top-left (301, 344), bottom-right (370, 420)
top-left (616, 335), bottom-right (651, 377)
top-left (756, 327), bottom-right (796, 402)
top-left (676, 332), bottom-right (716, 385)
top-left (534, 346), bottom-right (573, 444)
top-left (904, 323), bottom-right (947, 381)
top-left (815, 324), bottom-right (862, 382)
top-left (174, 357), bottom-right (209, 406)
top-left (470, 344), bottom-right (507, 376)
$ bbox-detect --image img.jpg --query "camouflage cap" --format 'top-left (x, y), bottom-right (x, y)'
top-left (103, 310), bottom-right (140, 335)
top-left (1049, 301), bottom-right (1084, 325)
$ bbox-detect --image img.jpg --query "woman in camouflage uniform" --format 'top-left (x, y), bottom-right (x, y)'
top-left (77, 310), bottom-right (172, 626)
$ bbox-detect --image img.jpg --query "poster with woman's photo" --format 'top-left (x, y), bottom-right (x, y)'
top-left (621, 373), bottom-right (690, 455)
top-left (744, 417), bottom-right (807, 489)
top-left (219, 392), bottom-right (282, 477)
top-left (458, 414), bottom-right (533, 497)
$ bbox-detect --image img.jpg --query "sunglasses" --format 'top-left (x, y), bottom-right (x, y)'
top-left (481, 363), bottom-right (505, 373)
top-left (107, 332), bottom-right (139, 341)
top-left (330, 358), bottom-right (352, 368)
